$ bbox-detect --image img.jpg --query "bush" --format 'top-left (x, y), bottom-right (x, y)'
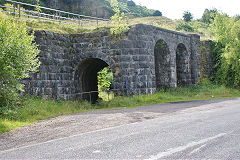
top-left (0, 12), bottom-right (40, 108)
top-left (176, 23), bottom-right (194, 32)
top-left (153, 10), bottom-right (162, 16)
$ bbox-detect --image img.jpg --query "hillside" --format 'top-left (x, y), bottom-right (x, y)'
top-left (0, 0), bottom-right (157, 18)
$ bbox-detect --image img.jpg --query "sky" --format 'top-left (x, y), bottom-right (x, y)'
top-left (132, 0), bottom-right (240, 20)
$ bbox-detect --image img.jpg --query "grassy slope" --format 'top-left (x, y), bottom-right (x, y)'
top-left (38, 17), bottom-right (213, 40)
top-left (13, 15), bottom-right (213, 40)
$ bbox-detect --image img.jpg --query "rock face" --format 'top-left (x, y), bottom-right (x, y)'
top-left (45, 0), bottom-right (111, 18)
top-left (24, 24), bottom-right (201, 101)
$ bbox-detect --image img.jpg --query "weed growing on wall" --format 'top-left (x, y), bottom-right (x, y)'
top-left (110, 0), bottom-right (129, 37)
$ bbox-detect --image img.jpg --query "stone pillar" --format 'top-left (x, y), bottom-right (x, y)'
top-left (200, 40), bottom-right (214, 78)
top-left (169, 45), bottom-right (177, 87)
top-left (190, 34), bottom-right (201, 84)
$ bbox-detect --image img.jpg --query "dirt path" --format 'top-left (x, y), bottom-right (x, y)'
top-left (0, 99), bottom-right (234, 151)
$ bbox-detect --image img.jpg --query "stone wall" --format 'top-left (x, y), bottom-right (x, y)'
top-left (24, 24), bottom-right (201, 100)
top-left (200, 40), bottom-right (215, 78)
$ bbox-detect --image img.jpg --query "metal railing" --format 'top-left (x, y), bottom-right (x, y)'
top-left (75, 88), bottom-right (129, 104)
top-left (0, 0), bottom-right (110, 27)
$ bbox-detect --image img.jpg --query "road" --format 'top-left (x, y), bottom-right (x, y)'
top-left (0, 98), bottom-right (240, 159)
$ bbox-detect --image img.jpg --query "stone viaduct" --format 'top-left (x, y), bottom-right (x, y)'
top-left (24, 24), bottom-right (201, 101)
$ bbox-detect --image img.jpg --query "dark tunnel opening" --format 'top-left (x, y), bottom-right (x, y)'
top-left (75, 58), bottom-right (109, 103)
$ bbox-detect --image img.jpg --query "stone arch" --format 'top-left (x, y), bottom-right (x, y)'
top-left (154, 39), bottom-right (171, 89)
top-left (176, 43), bottom-right (190, 87)
top-left (74, 58), bottom-right (112, 102)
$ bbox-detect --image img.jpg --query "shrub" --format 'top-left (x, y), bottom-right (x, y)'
top-left (176, 23), bottom-right (194, 32)
top-left (0, 12), bottom-right (40, 108)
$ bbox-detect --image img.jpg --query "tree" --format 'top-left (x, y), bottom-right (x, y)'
top-left (210, 13), bottom-right (240, 87)
top-left (110, 0), bottom-right (129, 36)
top-left (201, 8), bottom-right (218, 24)
top-left (153, 10), bottom-right (162, 16)
top-left (183, 11), bottom-right (193, 22)
top-left (234, 14), bottom-right (240, 22)
top-left (127, 0), bottom-right (136, 7)
top-left (0, 12), bottom-right (40, 107)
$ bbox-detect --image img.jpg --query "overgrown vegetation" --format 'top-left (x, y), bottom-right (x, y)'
top-left (97, 67), bottom-right (114, 101)
top-left (0, 11), bottom-right (40, 108)
top-left (110, 0), bottom-right (129, 36)
top-left (210, 13), bottom-right (240, 87)
top-left (1, 79), bottom-right (239, 134)
top-left (176, 22), bottom-right (195, 32)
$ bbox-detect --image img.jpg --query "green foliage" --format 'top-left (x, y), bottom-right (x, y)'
top-left (183, 11), bottom-right (193, 22)
top-left (97, 67), bottom-right (113, 91)
top-left (176, 22), bottom-right (195, 32)
top-left (34, 0), bottom-right (42, 13)
top-left (201, 8), bottom-right (218, 24)
top-left (1, 80), bottom-right (240, 134)
top-left (127, 1), bottom-right (136, 7)
top-left (0, 96), bottom-right (91, 133)
top-left (97, 66), bottom-right (113, 101)
top-left (110, 0), bottom-right (129, 36)
top-left (234, 15), bottom-right (240, 22)
top-left (0, 12), bottom-right (40, 108)
top-left (210, 13), bottom-right (240, 87)
top-left (153, 10), bottom-right (162, 16)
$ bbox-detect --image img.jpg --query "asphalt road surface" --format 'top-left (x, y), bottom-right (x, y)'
top-left (0, 98), bottom-right (240, 159)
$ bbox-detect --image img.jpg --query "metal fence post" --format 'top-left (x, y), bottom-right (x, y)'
top-left (13, 2), bottom-right (15, 16)
top-left (58, 11), bottom-right (61, 23)
top-left (125, 79), bottom-right (129, 97)
top-left (89, 92), bottom-right (92, 104)
top-left (18, 3), bottom-right (21, 18)
top-left (78, 15), bottom-right (81, 26)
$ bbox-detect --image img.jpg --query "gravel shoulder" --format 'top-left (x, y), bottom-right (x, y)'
top-left (0, 98), bottom-right (238, 151)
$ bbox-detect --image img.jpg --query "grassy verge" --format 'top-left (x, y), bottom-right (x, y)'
top-left (0, 81), bottom-right (239, 134)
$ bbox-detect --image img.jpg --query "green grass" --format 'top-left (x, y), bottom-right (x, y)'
top-left (1, 10), bottom-right (213, 39)
top-left (0, 80), bottom-right (239, 134)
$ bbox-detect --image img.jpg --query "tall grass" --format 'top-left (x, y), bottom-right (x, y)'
top-left (1, 80), bottom-right (239, 134)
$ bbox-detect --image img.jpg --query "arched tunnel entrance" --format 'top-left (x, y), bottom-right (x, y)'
top-left (176, 43), bottom-right (189, 87)
top-left (75, 58), bottom-right (110, 102)
top-left (154, 39), bottom-right (171, 90)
